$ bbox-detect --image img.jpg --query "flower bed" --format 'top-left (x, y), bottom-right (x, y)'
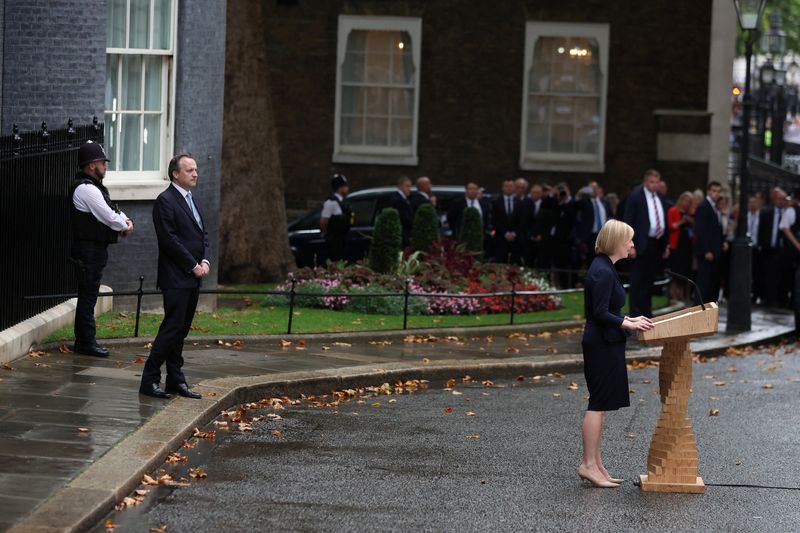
top-left (264, 239), bottom-right (561, 316)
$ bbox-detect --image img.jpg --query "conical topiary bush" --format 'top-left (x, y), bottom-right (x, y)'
top-left (411, 202), bottom-right (440, 253)
top-left (369, 207), bottom-right (402, 273)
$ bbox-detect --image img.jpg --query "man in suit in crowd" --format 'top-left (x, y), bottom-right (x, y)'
top-left (492, 179), bottom-right (521, 263)
top-left (746, 193), bottom-right (764, 303)
top-left (576, 181), bottom-right (612, 268)
top-left (140, 153), bottom-right (210, 399)
top-left (513, 178), bottom-right (533, 264)
top-left (447, 180), bottom-right (489, 238)
top-left (409, 176), bottom-right (436, 213)
top-left (693, 181), bottom-right (725, 305)
top-left (623, 169), bottom-right (670, 317)
top-left (760, 187), bottom-right (789, 306)
top-left (550, 182), bottom-right (578, 288)
top-left (527, 183), bottom-right (548, 267)
top-left (388, 176), bottom-right (414, 247)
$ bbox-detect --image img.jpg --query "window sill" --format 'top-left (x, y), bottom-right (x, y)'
top-left (518, 158), bottom-right (605, 174)
top-left (332, 152), bottom-right (418, 166)
top-left (105, 178), bottom-right (170, 201)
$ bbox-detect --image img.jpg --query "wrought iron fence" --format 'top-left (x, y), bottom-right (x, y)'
top-left (0, 119), bottom-right (103, 331)
top-left (24, 272), bottom-right (672, 338)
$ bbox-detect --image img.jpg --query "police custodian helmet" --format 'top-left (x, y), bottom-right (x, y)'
top-left (330, 173), bottom-right (348, 190)
top-left (77, 140), bottom-right (111, 168)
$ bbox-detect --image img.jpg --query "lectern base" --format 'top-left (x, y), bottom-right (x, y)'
top-left (639, 475), bottom-right (705, 494)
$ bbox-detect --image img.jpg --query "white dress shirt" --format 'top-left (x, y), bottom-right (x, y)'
top-left (171, 182), bottom-right (209, 268)
top-left (72, 183), bottom-right (129, 231)
top-left (466, 197), bottom-right (483, 219)
top-left (747, 210), bottom-right (759, 247)
top-left (645, 189), bottom-right (663, 238)
top-left (779, 206), bottom-right (796, 231)
top-left (321, 193), bottom-right (344, 218)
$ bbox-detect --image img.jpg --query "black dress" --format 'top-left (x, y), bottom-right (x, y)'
top-left (581, 254), bottom-right (630, 411)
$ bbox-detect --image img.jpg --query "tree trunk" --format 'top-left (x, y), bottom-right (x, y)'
top-left (219, 0), bottom-right (296, 283)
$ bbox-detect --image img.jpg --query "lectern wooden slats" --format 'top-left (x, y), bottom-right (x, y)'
top-left (636, 303), bottom-right (718, 494)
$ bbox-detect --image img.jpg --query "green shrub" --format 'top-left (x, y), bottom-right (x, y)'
top-left (344, 283), bottom-right (427, 315)
top-left (458, 207), bottom-right (484, 259)
top-left (411, 203), bottom-right (440, 252)
top-left (369, 207), bottom-right (402, 273)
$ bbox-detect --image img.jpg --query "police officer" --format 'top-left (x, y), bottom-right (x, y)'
top-left (320, 174), bottom-right (353, 263)
top-left (70, 141), bottom-right (133, 356)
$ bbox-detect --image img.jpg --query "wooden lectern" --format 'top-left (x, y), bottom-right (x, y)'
top-left (636, 303), bottom-right (719, 494)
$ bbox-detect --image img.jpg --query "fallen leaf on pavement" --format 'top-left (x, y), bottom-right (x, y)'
top-left (727, 367), bottom-right (738, 373)
top-left (482, 380), bottom-right (494, 387)
top-left (552, 393), bottom-right (561, 398)
top-left (625, 433), bottom-right (637, 440)
top-left (143, 342), bottom-right (153, 349)
top-left (28, 350), bottom-right (49, 358)
top-left (567, 382), bottom-right (579, 391)
top-left (446, 378), bottom-right (456, 388)
top-left (165, 452), bottom-right (187, 463)
top-left (451, 390), bottom-right (463, 396)
top-left (78, 427), bottom-right (90, 433)
top-left (59, 344), bottom-right (73, 353)
top-left (189, 467), bottom-right (207, 479)
top-left (465, 435), bottom-right (481, 439)
top-left (709, 409), bottom-right (720, 416)
top-left (134, 356), bottom-right (145, 364)
top-left (105, 518), bottom-right (119, 531)
top-left (462, 375), bottom-right (472, 382)
top-left (279, 339), bottom-right (292, 348)
top-left (371, 402), bottom-right (382, 408)
top-left (192, 428), bottom-right (215, 439)
top-left (443, 407), bottom-right (454, 413)
top-left (150, 526), bottom-right (167, 533)
top-left (422, 358), bottom-right (430, 364)
top-left (712, 381), bottom-right (726, 387)
top-left (332, 342), bottom-right (351, 347)
top-left (465, 411), bottom-right (476, 417)
top-left (271, 430), bottom-right (283, 437)
top-left (762, 384), bottom-right (774, 389)
top-left (33, 363), bottom-right (52, 368)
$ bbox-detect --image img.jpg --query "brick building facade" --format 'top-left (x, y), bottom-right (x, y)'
top-left (245, 0), bottom-right (734, 210)
top-left (0, 0), bottom-right (226, 309)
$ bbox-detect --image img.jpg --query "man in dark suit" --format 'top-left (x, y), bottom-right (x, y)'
top-left (388, 176), bottom-right (414, 247)
top-left (527, 183), bottom-right (548, 267)
top-left (760, 187), bottom-right (789, 306)
top-left (447, 181), bottom-right (489, 238)
top-left (409, 176), bottom-right (436, 213)
top-left (492, 179), bottom-right (525, 263)
top-left (623, 169), bottom-right (670, 317)
top-left (693, 181), bottom-right (725, 305)
top-left (140, 153), bottom-right (210, 400)
top-left (576, 182), bottom-right (613, 268)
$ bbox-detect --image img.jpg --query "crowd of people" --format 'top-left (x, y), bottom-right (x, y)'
top-left (320, 170), bottom-right (800, 316)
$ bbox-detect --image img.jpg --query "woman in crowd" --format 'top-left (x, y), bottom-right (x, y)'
top-left (667, 192), bottom-right (695, 303)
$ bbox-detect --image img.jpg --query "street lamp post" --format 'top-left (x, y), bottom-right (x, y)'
top-left (729, 0), bottom-right (767, 332)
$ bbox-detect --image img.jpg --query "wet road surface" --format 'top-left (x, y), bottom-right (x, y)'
top-left (97, 344), bottom-right (800, 532)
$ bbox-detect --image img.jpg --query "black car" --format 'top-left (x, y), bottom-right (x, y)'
top-left (288, 186), bottom-right (494, 268)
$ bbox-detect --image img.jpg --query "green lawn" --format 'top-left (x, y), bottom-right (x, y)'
top-left (43, 292), bottom-right (669, 342)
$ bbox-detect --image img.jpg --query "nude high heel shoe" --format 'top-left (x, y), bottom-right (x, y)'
top-left (578, 468), bottom-right (621, 488)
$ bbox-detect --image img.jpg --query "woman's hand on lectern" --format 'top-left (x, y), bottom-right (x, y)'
top-left (622, 315), bottom-right (654, 331)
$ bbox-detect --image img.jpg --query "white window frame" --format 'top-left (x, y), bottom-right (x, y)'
top-left (333, 15), bottom-right (422, 166)
top-left (105, 0), bottom-right (179, 200)
top-left (519, 22), bottom-right (609, 173)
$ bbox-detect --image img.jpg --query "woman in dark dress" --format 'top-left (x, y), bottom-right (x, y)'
top-left (578, 220), bottom-right (653, 488)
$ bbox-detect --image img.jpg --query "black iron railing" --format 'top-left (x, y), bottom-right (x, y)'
top-left (23, 272), bottom-right (672, 337)
top-left (0, 119), bottom-right (103, 331)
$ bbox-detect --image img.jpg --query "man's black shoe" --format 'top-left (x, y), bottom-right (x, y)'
top-left (139, 383), bottom-right (172, 399)
top-left (166, 383), bottom-right (202, 399)
top-left (72, 343), bottom-right (110, 357)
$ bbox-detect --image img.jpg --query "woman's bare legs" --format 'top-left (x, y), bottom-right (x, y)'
top-left (579, 410), bottom-right (613, 484)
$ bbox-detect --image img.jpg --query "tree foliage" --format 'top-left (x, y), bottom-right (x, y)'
top-left (369, 208), bottom-right (402, 274)
top-left (411, 203), bottom-right (440, 253)
top-left (457, 207), bottom-right (484, 259)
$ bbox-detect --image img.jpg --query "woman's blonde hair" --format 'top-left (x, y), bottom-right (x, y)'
top-left (595, 219), bottom-right (634, 255)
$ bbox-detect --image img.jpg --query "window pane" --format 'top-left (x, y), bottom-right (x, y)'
top-left (575, 97), bottom-right (600, 125)
top-left (365, 87), bottom-right (389, 116)
top-left (526, 123), bottom-right (548, 152)
top-left (143, 114), bottom-right (161, 170)
top-left (388, 88), bottom-right (414, 117)
top-left (551, 96), bottom-right (574, 123)
top-left (153, 0), bottom-right (172, 49)
top-left (342, 52), bottom-right (365, 83)
top-left (365, 52), bottom-right (391, 84)
top-left (120, 114), bottom-right (142, 170)
top-left (551, 124), bottom-right (575, 153)
top-left (341, 86), bottom-right (363, 114)
top-left (107, 0), bottom-right (126, 48)
top-left (104, 113), bottom-right (118, 170)
top-left (575, 124), bottom-right (599, 154)
top-left (129, 0), bottom-right (150, 48)
top-left (391, 32), bottom-right (414, 84)
top-left (144, 56), bottom-right (162, 111)
top-left (364, 117), bottom-right (389, 146)
top-left (341, 116), bottom-right (363, 145)
top-left (390, 118), bottom-right (412, 147)
top-left (105, 55), bottom-right (119, 111)
top-left (121, 55), bottom-right (142, 110)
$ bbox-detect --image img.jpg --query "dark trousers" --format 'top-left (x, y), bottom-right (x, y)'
top-left (71, 240), bottom-right (108, 346)
top-left (695, 256), bottom-right (721, 305)
top-left (768, 247), bottom-right (798, 308)
top-left (326, 234), bottom-right (346, 263)
top-left (752, 248), bottom-right (766, 302)
top-left (629, 238), bottom-right (661, 317)
top-left (141, 287), bottom-right (200, 387)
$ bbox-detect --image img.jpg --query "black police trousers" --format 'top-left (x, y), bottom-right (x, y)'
top-left (71, 240), bottom-right (109, 346)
